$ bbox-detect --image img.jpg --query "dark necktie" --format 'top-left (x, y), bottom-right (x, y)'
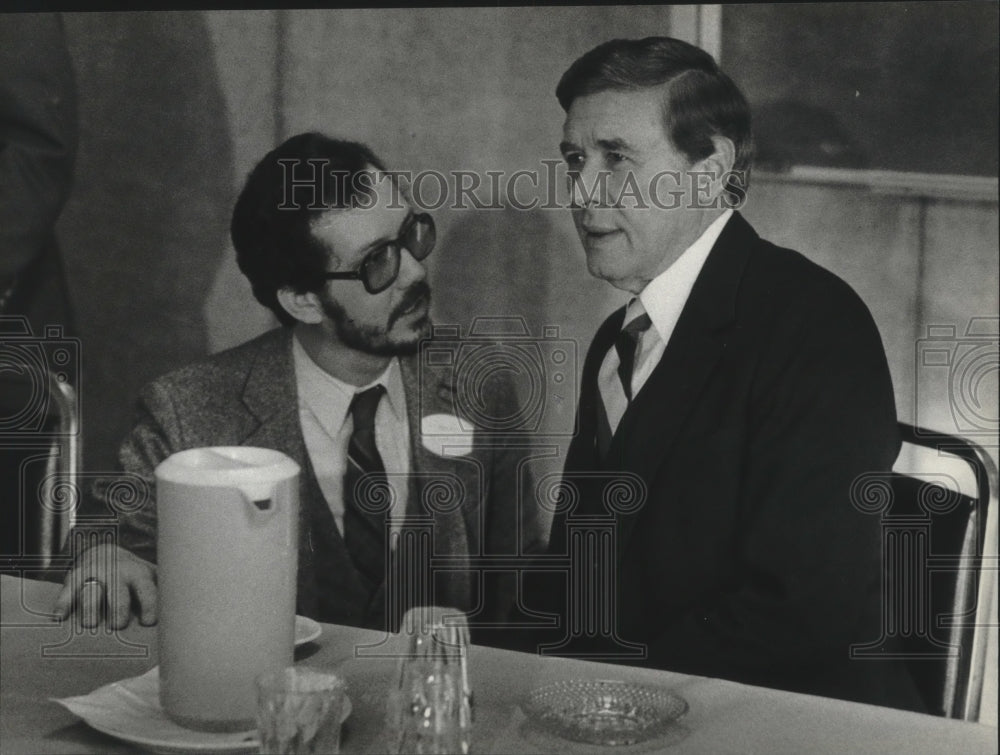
top-left (615, 313), bottom-right (652, 401)
top-left (343, 385), bottom-right (388, 593)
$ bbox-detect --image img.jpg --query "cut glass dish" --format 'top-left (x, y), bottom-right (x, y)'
top-left (522, 679), bottom-right (688, 747)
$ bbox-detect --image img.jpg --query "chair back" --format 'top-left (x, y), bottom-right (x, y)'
top-left (0, 360), bottom-right (79, 570)
top-left (39, 371), bottom-right (80, 564)
top-left (890, 422), bottom-right (996, 720)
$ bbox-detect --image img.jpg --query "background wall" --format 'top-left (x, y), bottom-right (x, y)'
top-left (56, 6), bottom-right (677, 475)
top-left (31, 6), bottom-right (999, 720)
top-left (59, 11), bottom-right (240, 474)
top-left (721, 2), bottom-right (999, 175)
top-left (53, 7), bottom-right (999, 473)
top-left (743, 180), bottom-right (999, 437)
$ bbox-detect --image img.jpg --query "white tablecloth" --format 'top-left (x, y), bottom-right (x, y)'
top-left (2, 574), bottom-right (997, 754)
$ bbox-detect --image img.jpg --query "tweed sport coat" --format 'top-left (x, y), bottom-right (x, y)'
top-left (92, 327), bottom-right (545, 631)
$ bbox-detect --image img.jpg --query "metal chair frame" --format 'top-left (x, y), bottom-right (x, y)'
top-left (0, 364), bottom-right (79, 570)
top-left (38, 371), bottom-right (80, 566)
top-left (894, 422), bottom-right (997, 721)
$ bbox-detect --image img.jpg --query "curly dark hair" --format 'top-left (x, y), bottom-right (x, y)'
top-left (230, 132), bottom-right (386, 326)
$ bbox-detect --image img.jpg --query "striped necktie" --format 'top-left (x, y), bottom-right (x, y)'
top-left (615, 313), bottom-right (653, 401)
top-left (343, 384), bottom-right (388, 593)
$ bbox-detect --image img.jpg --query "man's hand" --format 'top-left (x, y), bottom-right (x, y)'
top-left (53, 544), bottom-right (157, 629)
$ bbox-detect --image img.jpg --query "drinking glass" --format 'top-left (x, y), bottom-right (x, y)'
top-left (387, 606), bottom-right (473, 755)
top-left (256, 667), bottom-right (347, 754)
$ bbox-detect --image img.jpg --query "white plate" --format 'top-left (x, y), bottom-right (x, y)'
top-left (295, 615), bottom-right (322, 646)
top-left (53, 667), bottom-right (351, 754)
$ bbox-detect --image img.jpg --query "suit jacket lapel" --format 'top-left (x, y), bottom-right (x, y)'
top-left (564, 310), bottom-right (624, 476)
top-left (231, 332), bottom-right (480, 622)
top-left (237, 329), bottom-right (357, 620)
top-left (239, 330), bottom-right (302, 454)
top-left (399, 355), bottom-right (477, 611)
top-left (607, 213), bottom-right (756, 546)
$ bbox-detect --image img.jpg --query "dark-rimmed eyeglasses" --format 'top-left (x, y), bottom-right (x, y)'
top-left (319, 212), bottom-right (435, 295)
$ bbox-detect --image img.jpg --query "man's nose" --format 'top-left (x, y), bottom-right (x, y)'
top-left (570, 164), bottom-right (612, 208)
top-left (396, 247), bottom-right (427, 287)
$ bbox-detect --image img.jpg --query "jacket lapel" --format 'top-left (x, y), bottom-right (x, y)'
top-left (567, 309), bottom-right (625, 473)
top-left (399, 355), bottom-right (478, 611)
top-left (239, 330), bottom-right (302, 455)
top-left (232, 332), bottom-right (480, 622)
top-left (607, 213), bottom-right (756, 546)
top-left (237, 329), bottom-right (359, 621)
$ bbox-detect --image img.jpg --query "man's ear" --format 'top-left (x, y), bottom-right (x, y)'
top-left (276, 287), bottom-right (324, 325)
top-left (695, 135), bottom-right (737, 202)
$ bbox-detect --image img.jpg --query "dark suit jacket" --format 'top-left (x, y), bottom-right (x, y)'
top-left (89, 328), bottom-right (544, 633)
top-left (0, 15), bottom-right (77, 564)
top-left (0, 14), bottom-right (77, 333)
top-left (531, 213), bottom-right (922, 710)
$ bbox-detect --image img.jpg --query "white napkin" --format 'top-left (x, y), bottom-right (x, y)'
top-left (52, 667), bottom-right (258, 754)
top-left (52, 665), bottom-right (349, 754)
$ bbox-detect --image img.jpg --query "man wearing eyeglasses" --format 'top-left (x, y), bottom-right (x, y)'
top-left (55, 132), bottom-right (544, 635)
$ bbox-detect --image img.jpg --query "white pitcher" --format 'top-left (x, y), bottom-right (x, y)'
top-left (154, 447), bottom-right (300, 732)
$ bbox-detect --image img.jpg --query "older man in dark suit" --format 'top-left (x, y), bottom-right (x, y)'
top-left (525, 37), bottom-right (923, 711)
top-left (55, 133), bottom-right (544, 634)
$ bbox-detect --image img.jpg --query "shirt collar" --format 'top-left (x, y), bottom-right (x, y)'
top-left (637, 208), bottom-right (733, 341)
top-left (292, 333), bottom-right (406, 434)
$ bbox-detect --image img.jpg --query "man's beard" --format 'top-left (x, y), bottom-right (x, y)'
top-left (319, 281), bottom-right (432, 357)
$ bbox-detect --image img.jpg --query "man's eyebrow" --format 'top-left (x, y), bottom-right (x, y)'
top-left (559, 138), bottom-right (636, 155)
top-left (356, 212), bottom-right (414, 257)
top-left (596, 137), bottom-right (633, 153)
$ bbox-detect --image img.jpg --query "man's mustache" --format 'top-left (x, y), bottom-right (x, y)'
top-left (389, 281), bottom-right (432, 326)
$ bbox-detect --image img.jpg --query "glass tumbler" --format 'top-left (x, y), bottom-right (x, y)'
top-left (387, 606), bottom-right (473, 755)
top-left (256, 666), bottom-right (347, 754)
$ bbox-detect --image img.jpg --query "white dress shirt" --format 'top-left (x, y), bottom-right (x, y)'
top-left (599, 209), bottom-right (734, 434)
top-left (292, 334), bottom-right (411, 535)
